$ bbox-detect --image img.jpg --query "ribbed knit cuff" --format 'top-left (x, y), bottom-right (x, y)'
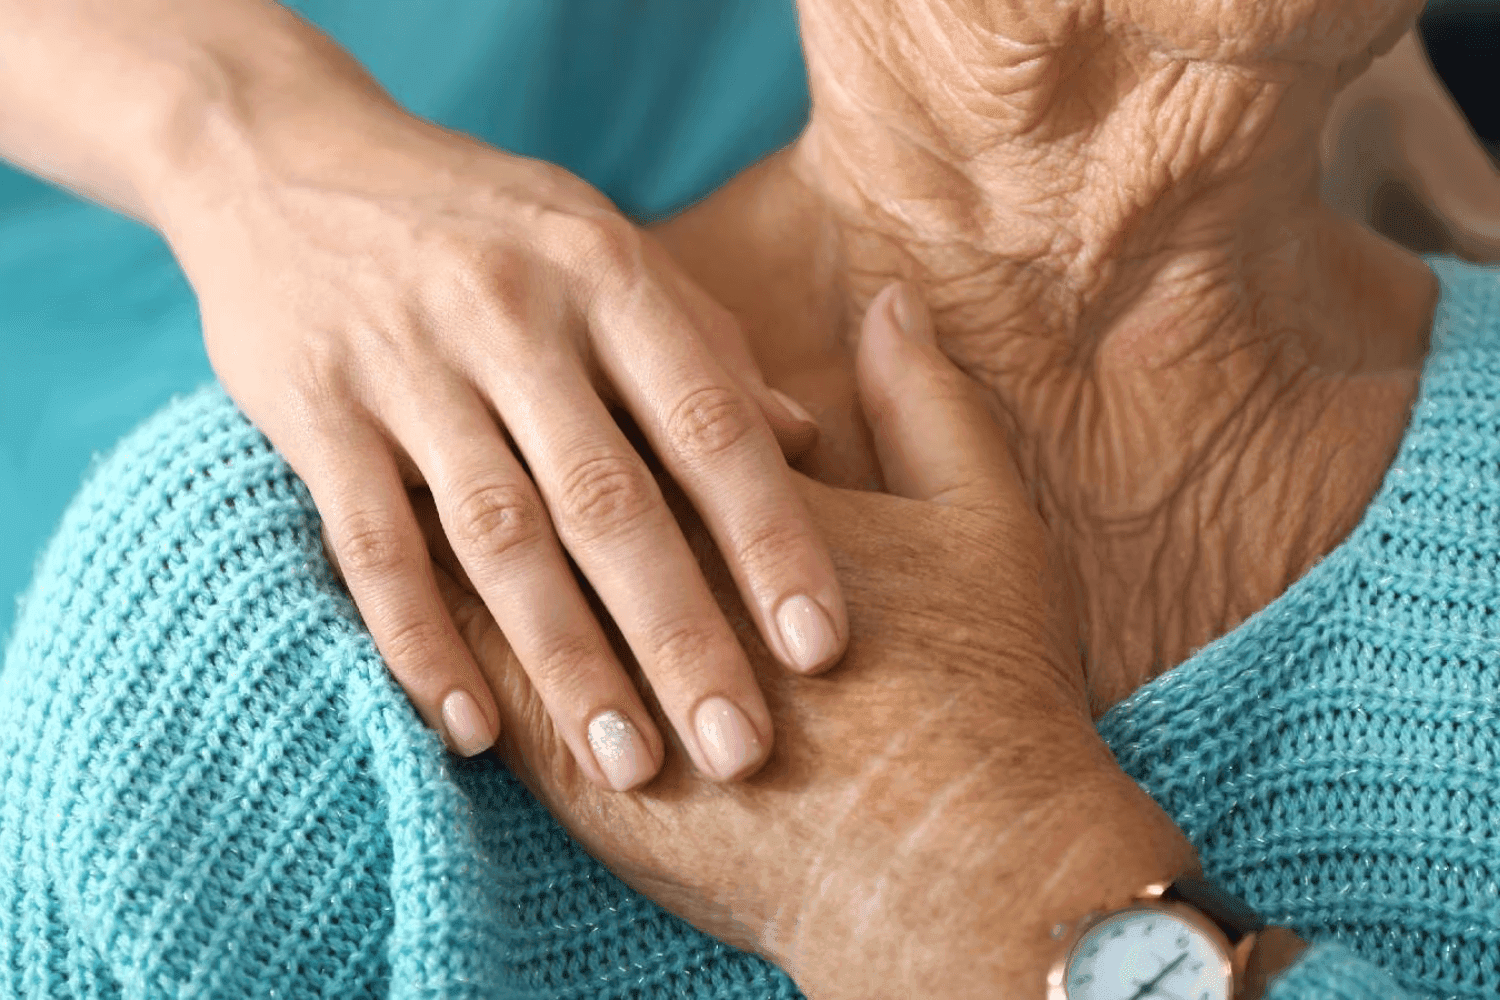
top-left (1267, 943), bottom-right (1409, 1000)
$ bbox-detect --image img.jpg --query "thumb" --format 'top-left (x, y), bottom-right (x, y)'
top-left (855, 282), bottom-right (1028, 512)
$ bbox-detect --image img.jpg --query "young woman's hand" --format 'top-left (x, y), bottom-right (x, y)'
top-left (421, 283), bottom-right (1195, 997)
top-left (160, 87), bottom-right (847, 788)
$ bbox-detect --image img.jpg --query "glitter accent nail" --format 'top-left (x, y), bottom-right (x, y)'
top-left (587, 710), bottom-right (653, 791)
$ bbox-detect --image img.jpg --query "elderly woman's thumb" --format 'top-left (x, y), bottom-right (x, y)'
top-left (855, 282), bottom-right (1027, 511)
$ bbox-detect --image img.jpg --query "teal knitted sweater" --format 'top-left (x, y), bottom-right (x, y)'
top-left (3, 258), bottom-right (1497, 998)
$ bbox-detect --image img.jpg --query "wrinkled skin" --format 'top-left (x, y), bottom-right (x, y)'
top-left (416, 291), bottom-right (1194, 997)
top-left (426, 485), bottom-right (1142, 995)
top-left (417, 0), bottom-right (1447, 994)
top-left (658, 0), bottom-right (1437, 712)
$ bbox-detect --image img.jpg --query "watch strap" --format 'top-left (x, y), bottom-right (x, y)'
top-left (1161, 875), bottom-right (1266, 945)
top-left (1242, 927), bottom-right (1310, 1000)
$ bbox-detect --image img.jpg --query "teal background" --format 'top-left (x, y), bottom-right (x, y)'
top-left (0, 1), bottom-right (810, 649)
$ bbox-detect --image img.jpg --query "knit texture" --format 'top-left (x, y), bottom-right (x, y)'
top-left (4, 258), bottom-right (1496, 998)
top-left (1099, 257), bottom-right (1500, 1000)
top-left (1267, 945), bottom-right (1410, 1000)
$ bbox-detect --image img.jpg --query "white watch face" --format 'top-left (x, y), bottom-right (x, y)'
top-left (1063, 908), bottom-right (1231, 1000)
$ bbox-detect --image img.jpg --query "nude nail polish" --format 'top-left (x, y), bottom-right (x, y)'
top-left (776, 594), bottom-right (839, 672)
top-left (694, 696), bottom-right (763, 779)
top-left (886, 282), bottom-right (934, 345)
top-left (587, 710), bottom-right (654, 791)
top-left (442, 689), bottom-right (494, 757)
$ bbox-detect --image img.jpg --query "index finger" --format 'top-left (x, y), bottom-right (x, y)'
top-left (584, 270), bottom-right (849, 678)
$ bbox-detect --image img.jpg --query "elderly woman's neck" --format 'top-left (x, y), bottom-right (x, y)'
top-left (654, 13), bottom-right (1437, 710)
top-left (788, 2), bottom-right (1420, 362)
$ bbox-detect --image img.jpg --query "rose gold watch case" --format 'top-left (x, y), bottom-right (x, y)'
top-left (1044, 881), bottom-right (1254, 1000)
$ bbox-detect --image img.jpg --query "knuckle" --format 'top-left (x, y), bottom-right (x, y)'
top-left (734, 518), bottom-right (812, 579)
top-left (526, 632), bottom-right (606, 699)
top-left (333, 511), bottom-right (409, 578)
top-left (663, 385), bottom-right (757, 462)
top-left (450, 480), bottom-right (545, 559)
top-left (474, 248), bottom-right (538, 324)
top-left (516, 158), bottom-right (603, 207)
top-left (556, 212), bottom-right (642, 298)
top-left (554, 451), bottom-right (658, 544)
top-left (574, 213), bottom-right (640, 275)
top-left (378, 614), bottom-right (447, 678)
top-left (645, 618), bottom-right (723, 684)
top-left (282, 338), bottom-right (356, 427)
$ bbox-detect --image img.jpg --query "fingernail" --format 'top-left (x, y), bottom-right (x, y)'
top-left (770, 388), bottom-right (817, 426)
top-left (694, 696), bottom-right (763, 780)
top-left (776, 594), bottom-right (840, 672)
top-left (885, 283), bottom-right (933, 345)
top-left (442, 689), bottom-right (495, 757)
top-left (587, 710), bottom-right (655, 791)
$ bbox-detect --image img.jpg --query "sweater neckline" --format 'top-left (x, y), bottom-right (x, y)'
top-left (1099, 256), bottom-right (1489, 725)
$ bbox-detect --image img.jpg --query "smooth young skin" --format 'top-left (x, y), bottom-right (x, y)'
top-left (0, 0), bottom-right (851, 786)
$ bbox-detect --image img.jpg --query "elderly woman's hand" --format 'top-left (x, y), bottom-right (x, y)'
top-left (422, 283), bottom-right (1195, 997)
top-left (143, 8), bottom-right (850, 788)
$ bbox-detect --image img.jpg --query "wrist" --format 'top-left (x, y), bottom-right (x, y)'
top-left (1045, 796), bottom-right (1310, 1000)
top-left (781, 755), bottom-right (1198, 999)
top-left (134, 5), bottom-right (420, 243)
top-left (1026, 774), bottom-right (1203, 990)
top-left (0, 0), bottom-right (403, 229)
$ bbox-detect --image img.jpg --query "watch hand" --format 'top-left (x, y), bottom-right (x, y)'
top-left (1127, 952), bottom-right (1187, 1000)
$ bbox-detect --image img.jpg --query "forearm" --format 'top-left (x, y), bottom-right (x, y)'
top-left (0, 0), bottom-right (402, 227)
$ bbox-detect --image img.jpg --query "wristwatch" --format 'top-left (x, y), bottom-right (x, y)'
top-left (1046, 874), bottom-right (1304, 1000)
